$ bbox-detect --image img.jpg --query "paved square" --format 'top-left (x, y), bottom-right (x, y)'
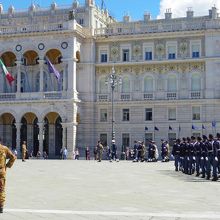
top-left (1, 160), bottom-right (220, 220)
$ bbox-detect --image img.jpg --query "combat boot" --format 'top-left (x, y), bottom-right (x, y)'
top-left (212, 176), bottom-right (218, 181)
top-left (0, 207), bottom-right (3, 213)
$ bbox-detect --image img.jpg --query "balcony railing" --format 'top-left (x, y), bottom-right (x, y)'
top-left (190, 91), bottom-right (201, 99)
top-left (167, 92), bottom-right (177, 100)
top-left (121, 94), bottom-right (131, 101)
top-left (97, 94), bottom-right (108, 102)
top-left (143, 93), bottom-right (153, 100)
top-left (43, 92), bottom-right (62, 99)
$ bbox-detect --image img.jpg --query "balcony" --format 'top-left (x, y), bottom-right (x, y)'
top-left (97, 94), bottom-right (108, 102)
top-left (143, 93), bottom-right (153, 100)
top-left (167, 92), bottom-right (177, 100)
top-left (121, 94), bottom-right (131, 101)
top-left (190, 91), bottom-right (201, 99)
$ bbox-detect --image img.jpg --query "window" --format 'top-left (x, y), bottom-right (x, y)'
top-left (100, 133), bottom-right (107, 146)
top-left (192, 106), bottom-right (200, 120)
top-left (122, 49), bottom-right (129, 62)
top-left (100, 109), bottom-right (107, 122)
top-left (145, 47), bottom-right (152, 60)
top-left (145, 108), bottom-right (152, 121)
top-left (168, 45), bottom-right (176, 59)
top-left (100, 50), bottom-right (108, 63)
top-left (168, 108), bottom-right (176, 121)
top-left (122, 77), bottom-right (130, 93)
top-left (145, 133), bottom-right (153, 146)
top-left (144, 76), bottom-right (153, 92)
top-left (167, 75), bottom-right (177, 92)
top-left (168, 133), bottom-right (176, 147)
top-left (79, 18), bottom-right (84, 25)
top-left (122, 133), bottom-right (130, 149)
top-left (99, 78), bottom-right (108, 93)
top-left (191, 74), bottom-right (201, 91)
top-left (122, 109), bottom-right (130, 121)
top-left (192, 44), bottom-right (200, 58)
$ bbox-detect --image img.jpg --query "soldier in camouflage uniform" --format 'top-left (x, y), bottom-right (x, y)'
top-left (21, 141), bottom-right (27, 162)
top-left (97, 141), bottom-right (104, 162)
top-left (0, 138), bottom-right (16, 213)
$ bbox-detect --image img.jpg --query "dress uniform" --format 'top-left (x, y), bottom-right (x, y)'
top-left (195, 137), bottom-right (202, 176)
top-left (205, 134), bottom-right (214, 180)
top-left (172, 139), bottom-right (180, 171)
top-left (212, 133), bottom-right (220, 181)
top-left (0, 139), bottom-right (16, 213)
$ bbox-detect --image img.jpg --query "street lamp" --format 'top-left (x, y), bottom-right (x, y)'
top-left (105, 66), bottom-right (122, 142)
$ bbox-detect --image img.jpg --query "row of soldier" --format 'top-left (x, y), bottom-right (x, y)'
top-left (172, 134), bottom-right (220, 181)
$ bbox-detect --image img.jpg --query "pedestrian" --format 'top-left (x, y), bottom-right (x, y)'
top-left (21, 141), bottom-right (27, 162)
top-left (93, 146), bottom-right (98, 160)
top-left (63, 147), bottom-right (68, 160)
top-left (0, 138), bottom-right (16, 213)
top-left (85, 147), bottom-right (90, 160)
top-left (97, 141), bottom-right (104, 162)
top-left (43, 151), bottom-right (48, 159)
top-left (111, 140), bottom-right (118, 161)
top-left (75, 148), bottom-right (79, 160)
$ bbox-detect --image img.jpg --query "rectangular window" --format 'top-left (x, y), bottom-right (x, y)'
top-left (192, 106), bottom-right (200, 120)
top-left (145, 47), bottom-right (153, 60)
top-left (192, 44), bottom-right (200, 58)
top-left (145, 108), bottom-right (152, 121)
top-left (168, 108), bottom-right (176, 121)
top-left (145, 133), bottom-right (153, 146)
top-left (122, 109), bottom-right (130, 121)
top-left (100, 50), bottom-right (108, 63)
top-left (168, 46), bottom-right (176, 59)
top-left (123, 49), bottom-right (129, 62)
top-left (100, 133), bottom-right (107, 147)
top-left (100, 109), bottom-right (107, 122)
top-left (168, 133), bottom-right (176, 147)
top-left (122, 133), bottom-right (130, 149)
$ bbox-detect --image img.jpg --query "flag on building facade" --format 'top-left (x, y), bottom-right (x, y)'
top-left (0, 59), bottom-right (15, 85)
top-left (154, 126), bottom-right (159, 131)
top-left (212, 120), bottom-right (216, 128)
top-left (202, 124), bottom-right (206, 130)
top-left (169, 125), bottom-right (172, 130)
top-left (45, 57), bottom-right (61, 81)
top-left (145, 126), bottom-right (148, 131)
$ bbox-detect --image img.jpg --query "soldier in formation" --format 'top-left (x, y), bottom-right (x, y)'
top-left (0, 138), bottom-right (16, 213)
top-left (172, 134), bottom-right (220, 181)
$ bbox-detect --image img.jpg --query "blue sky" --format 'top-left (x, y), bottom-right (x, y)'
top-left (1, 0), bottom-right (219, 20)
top-left (0, 0), bottom-right (160, 21)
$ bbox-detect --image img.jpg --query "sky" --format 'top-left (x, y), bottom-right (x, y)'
top-left (0, 0), bottom-right (220, 21)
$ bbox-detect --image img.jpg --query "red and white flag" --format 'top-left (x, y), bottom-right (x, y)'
top-left (0, 59), bottom-right (15, 85)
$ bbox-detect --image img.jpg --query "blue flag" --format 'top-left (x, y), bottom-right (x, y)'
top-left (154, 126), bottom-right (159, 131)
top-left (178, 125), bottom-right (181, 132)
top-left (45, 57), bottom-right (61, 81)
top-left (145, 126), bottom-right (148, 131)
top-left (202, 124), bottom-right (205, 130)
top-left (192, 124), bottom-right (199, 130)
top-left (169, 125), bottom-right (172, 130)
top-left (212, 121), bottom-right (216, 128)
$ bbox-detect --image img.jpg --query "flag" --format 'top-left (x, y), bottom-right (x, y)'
top-left (212, 121), bottom-right (216, 128)
top-left (0, 59), bottom-right (15, 85)
top-left (145, 126), bottom-right (148, 131)
top-left (154, 126), bottom-right (159, 131)
top-left (192, 125), bottom-right (199, 130)
top-left (169, 125), bottom-right (172, 130)
top-left (178, 125), bottom-right (181, 132)
top-left (202, 124), bottom-right (205, 130)
top-left (45, 57), bottom-right (61, 81)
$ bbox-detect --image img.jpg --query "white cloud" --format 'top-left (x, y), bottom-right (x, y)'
top-left (158, 0), bottom-right (220, 19)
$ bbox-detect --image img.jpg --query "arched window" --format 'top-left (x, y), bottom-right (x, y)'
top-left (191, 74), bottom-right (201, 91)
top-left (167, 75), bottom-right (177, 92)
top-left (122, 77), bottom-right (130, 93)
top-left (144, 76), bottom-right (153, 92)
top-left (99, 78), bottom-right (108, 93)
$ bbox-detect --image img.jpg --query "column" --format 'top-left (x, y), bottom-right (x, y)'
top-left (39, 60), bottom-right (44, 92)
top-left (38, 122), bottom-right (44, 156)
top-left (15, 122), bottom-right (21, 158)
top-left (61, 123), bottom-right (67, 148)
top-left (15, 61), bottom-right (21, 93)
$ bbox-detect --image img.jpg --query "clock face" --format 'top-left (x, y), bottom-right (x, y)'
top-left (38, 43), bottom-right (45, 50)
top-left (61, 42), bottom-right (68, 49)
top-left (15, 44), bottom-right (22, 52)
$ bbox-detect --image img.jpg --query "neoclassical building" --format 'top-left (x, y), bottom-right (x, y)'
top-left (0, 1), bottom-right (220, 157)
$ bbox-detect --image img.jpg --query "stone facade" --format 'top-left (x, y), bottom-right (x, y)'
top-left (0, 1), bottom-right (220, 157)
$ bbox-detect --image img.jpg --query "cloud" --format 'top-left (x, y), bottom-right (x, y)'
top-left (158, 0), bottom-right (220, 19)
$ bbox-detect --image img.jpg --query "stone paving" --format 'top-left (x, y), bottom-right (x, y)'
top-left (1, 159), bottom-right (220, 220)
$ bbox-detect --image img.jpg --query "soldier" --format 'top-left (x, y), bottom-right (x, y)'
top-left (133, 141), bottom-right (139, 162)
top-left (21, 141), bottom-right (27, 162)
top-left (212, 133), bottom-right (220, 181)
top-left (194, 136), bottom-right (202, 177)
top-left (180, 137), bottom-right (186, 173)
top-left (97, 141), bottom-right (104, 162)
top-left (111, 140), bottom-right (118, 161)
top-left (140, 141), bottom-right (146, 162)
top-left (189, 136), bottom-right (196, 175)
top-left (205, 134), bottom-right (214, 180)
top-left (172, 139), bottom-right (181, 171)
top-left (0, 138), bottom-right (16, 213)
top-left (161, 139), bottom-right (169, 162)
top-left (201, 135), bottom-right (208, 178)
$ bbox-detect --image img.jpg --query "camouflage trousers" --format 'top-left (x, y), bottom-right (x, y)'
top-left (0, 176), bottom-right (6, 207)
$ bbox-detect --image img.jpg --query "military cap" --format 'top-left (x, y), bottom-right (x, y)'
top-left (197, 136), bottom-right (202, 141)
top-left (208, 134), bottom-right (213, 139)
top-left (202, 135), bottom-right (207, 140)
top-left (191, 136), bottom-right (196, 140)
top-left (217, 133), bottom-right (220, 138)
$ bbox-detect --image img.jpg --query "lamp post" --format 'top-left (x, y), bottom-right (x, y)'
top-left (105, 66), bottom-right (121, 142)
